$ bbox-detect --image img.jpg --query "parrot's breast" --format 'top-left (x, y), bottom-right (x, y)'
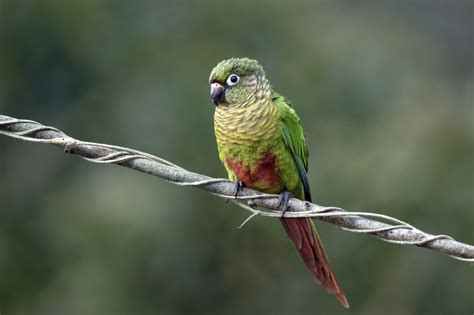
top-left (214, 99), bottom-right (278, 146)
top-left (214, 99), bottom-right (291, 193)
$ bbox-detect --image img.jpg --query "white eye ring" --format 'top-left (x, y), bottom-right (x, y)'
top-left (226, 74), bottom-right (240, 86)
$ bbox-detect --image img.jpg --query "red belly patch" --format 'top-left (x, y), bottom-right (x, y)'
top-left (226, 152), bottom-right (280, 188)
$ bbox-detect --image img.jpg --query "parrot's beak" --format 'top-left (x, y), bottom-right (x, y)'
top-left (210, 82), bottom-right (225, 106)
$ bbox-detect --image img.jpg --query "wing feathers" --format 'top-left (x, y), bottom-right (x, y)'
top-left (274, 94), bottom-right (349, 308)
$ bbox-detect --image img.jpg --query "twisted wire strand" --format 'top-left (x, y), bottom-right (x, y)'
top-left (1, 114), bottom-right (473, 262)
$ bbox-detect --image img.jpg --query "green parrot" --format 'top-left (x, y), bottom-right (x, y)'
top-left (209, 58), bottom-right (349, 308)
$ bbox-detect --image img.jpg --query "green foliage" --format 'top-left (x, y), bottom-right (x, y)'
top-left (0, 1), bottom-right (472, 315)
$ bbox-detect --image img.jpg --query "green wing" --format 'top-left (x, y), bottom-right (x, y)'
top-left (273, 93), bottom-right (312, 202)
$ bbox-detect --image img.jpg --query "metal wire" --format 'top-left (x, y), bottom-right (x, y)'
top-left (1, 114), bottom-right (473, 262)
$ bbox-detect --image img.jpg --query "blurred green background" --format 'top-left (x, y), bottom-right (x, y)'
top-left (0, 1), bottom-right (472, 314)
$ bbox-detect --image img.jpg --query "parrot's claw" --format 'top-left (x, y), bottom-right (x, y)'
top-left (234, 180), bottom-right (245, 198)
top-left (278, 189), bottom-right (293, 216)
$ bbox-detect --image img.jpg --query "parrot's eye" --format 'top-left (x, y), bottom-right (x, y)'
top-left (226, 74), bottom-right (240, 86)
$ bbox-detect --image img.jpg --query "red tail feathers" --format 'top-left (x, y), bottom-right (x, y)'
top-left (280, 217), bottom-right (349, 308)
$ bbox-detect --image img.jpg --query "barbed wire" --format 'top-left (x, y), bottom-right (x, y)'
top-left (1, 114), bottom-right (473, 262)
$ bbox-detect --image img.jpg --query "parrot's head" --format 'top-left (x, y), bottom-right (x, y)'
top-left (209, 58), bottom-right (271, 106)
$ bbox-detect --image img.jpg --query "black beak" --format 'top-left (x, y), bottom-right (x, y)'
top-left (210, 82), bottom-right (226, 106)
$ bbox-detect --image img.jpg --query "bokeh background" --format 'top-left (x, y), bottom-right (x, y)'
top-left (0, 1), bottom-right (472, 314)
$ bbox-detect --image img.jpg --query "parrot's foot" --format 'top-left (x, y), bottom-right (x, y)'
top-left (278, 189), bottom-right (293, 216)
top-left (234, 180), bottom-right (245, 198)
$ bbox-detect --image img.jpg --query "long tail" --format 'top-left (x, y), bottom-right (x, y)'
top-left (280, 217), bottom-right (349, 308)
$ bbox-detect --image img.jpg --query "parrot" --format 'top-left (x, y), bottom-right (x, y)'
top-left (209, 57), bottom-right (349, 308)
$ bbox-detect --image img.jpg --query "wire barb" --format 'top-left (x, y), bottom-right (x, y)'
top-left (1, 114), bottom-right (473, 262)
